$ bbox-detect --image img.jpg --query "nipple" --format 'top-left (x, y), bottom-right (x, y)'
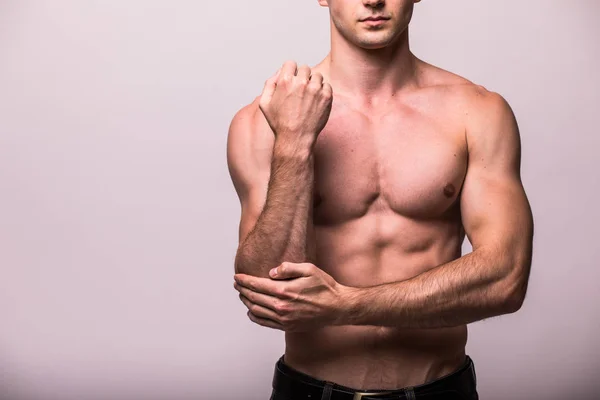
top-left (443, 184), bottom-right (456, 198)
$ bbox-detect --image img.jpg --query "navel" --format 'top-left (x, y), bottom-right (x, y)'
top-left (443, 183), bottom-right (456, 198)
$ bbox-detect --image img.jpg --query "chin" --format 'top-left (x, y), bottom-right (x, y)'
top-left (357, 42), bottom-right (388, 50)
top-left (354, 33), bottom-right (396, 50)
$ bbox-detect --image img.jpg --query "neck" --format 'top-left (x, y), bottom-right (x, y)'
top-left (323, 25), bottom-right (418, 101)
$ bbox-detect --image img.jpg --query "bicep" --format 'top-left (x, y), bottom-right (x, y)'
top-left (226, 101), bottom-right (274, 244)
top-left (460, 91), bottom-right (533, 265)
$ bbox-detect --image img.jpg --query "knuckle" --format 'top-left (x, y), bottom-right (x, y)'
top-left (274, 300), bottom-right (288, 314)
top-left (282, 61), bottom-right (296, 71)
top-left (295, 78), bottom-right (308, 88)
top-left (275, 286), bottom-right (287, 298)
top-left (307, 83), bottom-right (320, 94)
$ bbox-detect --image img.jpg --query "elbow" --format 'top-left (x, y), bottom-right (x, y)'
top-left (498, 262), bottom-right (530, 314)
top-left (501, 236), bottom-right (533, 314)
top-left (234, 251), bottom-right (248, 275)
top-left (502, 289), bottom-right (525, 314)
top-left (234, 244), bottom-right (265, 275)
top-left (234, 243), bottom-right (251, 274)
top-left (494, 282), bottom-right (524, 315)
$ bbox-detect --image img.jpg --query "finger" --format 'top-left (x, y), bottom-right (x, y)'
top-left (247, 310), bottom-right (284, 331)
top-left (270, 262), bottom-right (316, 280)
top-left (279, 60), bottom-right (297, 83)
top-left (322, 82), bottom-right (333, 99)
top-left (296, 65), bottom-right (311, 82)
top-left (307, 73), bottom-right (324, 93)
top-left (260, 72), bottom-right (279, 108)
top-left (309, 72), bottom-right (324, 87)
top-left (235, 273), bottom-right (282, 297)
top-left (239, 293), bottom-right (281, 321)
top-left (235, 282), bottom-right (279, 312)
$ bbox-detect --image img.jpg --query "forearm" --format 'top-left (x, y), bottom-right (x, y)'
top-left (343, 249), bottom-right (521, 329)
top-left (235, 139), bottom-right (315, 277)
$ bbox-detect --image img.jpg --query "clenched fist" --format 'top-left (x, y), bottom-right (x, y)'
top-left (259, 61), bottom-right (333, 149)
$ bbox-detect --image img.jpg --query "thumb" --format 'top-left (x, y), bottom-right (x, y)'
top-left (259, 69), bottom-right (280, 111)
top-left (269, 262), bottom-right (314, 280)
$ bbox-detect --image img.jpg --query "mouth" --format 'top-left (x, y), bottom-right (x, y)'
top-left (361, 16), bottom-right (391, 22)
top-left (360, 16), bottom-right (391, 26)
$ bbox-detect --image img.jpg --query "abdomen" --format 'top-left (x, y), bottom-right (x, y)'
top-left (283, 324), bottom-right (468, 389)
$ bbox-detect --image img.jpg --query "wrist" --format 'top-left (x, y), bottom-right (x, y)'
top-left (273, 136), bottom-right (315, 161)
top-left (335, 285), bottom-right (368, 326)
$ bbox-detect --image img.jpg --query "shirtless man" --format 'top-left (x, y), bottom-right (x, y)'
top-left (227, 0), bottom-right (534, 399)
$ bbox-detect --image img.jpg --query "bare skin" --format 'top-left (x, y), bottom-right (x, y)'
top-left (227, 0), bottom-right (533, 391)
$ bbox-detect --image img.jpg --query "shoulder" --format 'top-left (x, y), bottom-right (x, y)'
top-left (418, 60), bottom-right (513, 117)
top-left (450, 85), bottom-right (521, 166)
top-left (227, 96), bottom-right (275, 196)
top-left (461, 84), bottom-right (514, 124)
top-left (427, 65), bottom-right (515, 134)
top-left (227, 96), bottom-right (274, 157)
top-left (460, 85), bottom-right (518, 152)
top-left (417, 61), bottom-right (519, 152)
top-left (228, 96), bottom-right (265, 143)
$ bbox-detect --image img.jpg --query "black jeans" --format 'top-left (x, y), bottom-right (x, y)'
top-left (270, 355), bottom-right (479, 400)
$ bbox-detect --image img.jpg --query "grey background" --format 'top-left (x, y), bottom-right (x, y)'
top-left (0, 0), bottom-right (598, 399)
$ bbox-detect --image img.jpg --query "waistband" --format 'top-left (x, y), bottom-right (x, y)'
top-left (272, 354), bottom-right (477, 400)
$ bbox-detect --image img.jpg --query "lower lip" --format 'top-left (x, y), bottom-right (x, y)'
top-left (362, 19), bottom-right (388, 26)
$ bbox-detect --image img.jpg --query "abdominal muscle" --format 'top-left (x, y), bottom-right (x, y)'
top-left (284, 324), bottom-right (468, 390)
top-left (282, 213), bottom-right (469, 390)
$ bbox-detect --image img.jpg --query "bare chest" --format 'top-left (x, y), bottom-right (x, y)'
top-left (312, 105), bottom-right (468, 225)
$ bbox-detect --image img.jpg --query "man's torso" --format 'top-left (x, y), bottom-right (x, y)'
top-left (254, 60), bottom-right (483, 389)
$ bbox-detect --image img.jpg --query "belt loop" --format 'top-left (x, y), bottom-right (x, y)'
top-left (321, 382), bottom-right (334, 400)
top-left (403, 387), bottom-right (416, 400)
